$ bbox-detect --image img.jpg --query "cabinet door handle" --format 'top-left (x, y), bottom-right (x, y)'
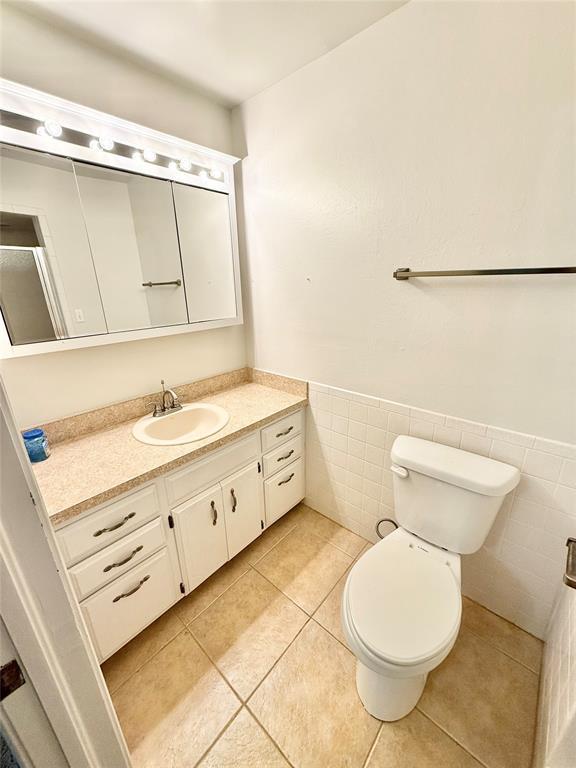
top-left (276, 425), bottom-right (294, 438)
top-left (211, 500), bottom-right (218, 525)
top-left (277, 449), bottom-right (294, 463)
top-left (230, 489), bottom-right (238, 513)
top-left (93, 512), bottom-right (135, 537)
top-left (103, 545), bottom-right (144, 573)
top-left (278, 473), bottom-right (295, 487)
top-left (112, 575), bottom-right (150, 603)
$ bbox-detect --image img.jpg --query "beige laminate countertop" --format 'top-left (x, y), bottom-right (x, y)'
top-left (34, 383), bottom-right (307, 528)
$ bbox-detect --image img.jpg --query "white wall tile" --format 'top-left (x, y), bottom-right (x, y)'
top-left (523, 450), bottom-right (564, 482)
top-left (433, 425), bottom-right (462, 448)
top-left (460, 432), bottom-right (491, 457)
top-left (410, 420), bottom-right (434, 440)
top-left (388, 412), bottom-right (410, 435)
top-left (559, 459), bottom-right (576, 489)
top-left (304, 380), bottom-right (576, 641)
top-left (490, 440), bottom-right (526, 469)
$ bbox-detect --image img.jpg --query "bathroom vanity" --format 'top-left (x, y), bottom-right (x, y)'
top-left (33, 380), bottom-right (306, 662)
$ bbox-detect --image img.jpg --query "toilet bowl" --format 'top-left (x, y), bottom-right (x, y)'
top-left (342, 527), bottom-right (461, 721)
top-left (342, 436), bottom-right (520, 721)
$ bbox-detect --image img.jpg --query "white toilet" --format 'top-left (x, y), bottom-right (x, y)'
top-left (342, 435), bottom-right (520, 721)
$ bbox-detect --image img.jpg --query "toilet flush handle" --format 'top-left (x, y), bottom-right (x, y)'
top-left (390, 464), bottom-right (409, 479)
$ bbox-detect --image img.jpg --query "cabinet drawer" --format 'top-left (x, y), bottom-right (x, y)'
top-left (57, 485), bottom-right (161, 566)
top-left (81, 548), bottom-right (178, 662)
top-left (261, 410), bottom-right (304, 453)
top-left (262, 433), bottom-right (304, 478)
top-left (166, 433), bottom-right (260, 507)
top-left (68, 518), bottom-right (166, 601)
top-left (264, 457), bottom-right (305, 526)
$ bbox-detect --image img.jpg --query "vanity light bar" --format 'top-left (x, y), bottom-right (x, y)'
top-left (0, 109), bottom-right (226, 181)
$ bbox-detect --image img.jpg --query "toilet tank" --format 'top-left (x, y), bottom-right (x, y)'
top-left (390, 436), bottom-right (520, 555)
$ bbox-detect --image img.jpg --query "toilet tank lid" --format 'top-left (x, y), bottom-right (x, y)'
top-left (391, 436), bottom-right (520, 496)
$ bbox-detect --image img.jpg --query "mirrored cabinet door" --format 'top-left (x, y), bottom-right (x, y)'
top-left (173, 183), bottom-right (237, 322)
top-left (73, 162), bottom-right (188, 333)
top-left (0, 144), bottom-right (107, 344)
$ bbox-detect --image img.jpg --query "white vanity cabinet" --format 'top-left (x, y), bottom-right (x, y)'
top-left (56, 408), bottom-right (305, 663)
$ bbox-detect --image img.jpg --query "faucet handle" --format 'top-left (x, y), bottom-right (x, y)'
top-left (146, 400), bottom-right (163, 417)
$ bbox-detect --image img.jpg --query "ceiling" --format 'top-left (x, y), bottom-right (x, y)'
top-left (26, 1), bottom-right (408, 106)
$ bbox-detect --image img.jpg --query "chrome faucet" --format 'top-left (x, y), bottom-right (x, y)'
top-left (150, 380), bottom-right (182, 417)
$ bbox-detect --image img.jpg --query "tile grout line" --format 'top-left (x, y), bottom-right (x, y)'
top-left (243, 703), bottom-right (297, 768)
top-left (361, 722), bottom-right (384, 768)
top-left (103, 621), bottom-right (188, 696)
top-left (415, 708), bottom-right (492, 768)
top-left (191, 702), bottom-right (244, 768)
top-left (462, 625), bottom-right (540, 676)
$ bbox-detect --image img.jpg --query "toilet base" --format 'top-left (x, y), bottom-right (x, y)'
top-left (355, 661), bottom-right (427, 721)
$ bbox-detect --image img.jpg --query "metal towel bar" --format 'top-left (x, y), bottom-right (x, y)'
top-left (393, 266), bottom-right (576, 280)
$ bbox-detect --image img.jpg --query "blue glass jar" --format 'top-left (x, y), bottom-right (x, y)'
top-left (23, 428), bottom-right (51, 463)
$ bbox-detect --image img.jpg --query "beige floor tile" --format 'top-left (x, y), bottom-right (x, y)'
top-left (175, 549), bottom-right (251, 624)
top-left (292, 503), bottom-right (368, 557)
top-left (191, 568), bottom-right (308, 699)
top-left (243, 508), bottom-right (300, 565)
top-left (418, 627), bottom-right (539, 768)
top-left (254, 526), bottom-right (353, 614)
top-left (462, 597), bottom-right (543, 673)
top-left (249, 620), bottom-right (380, 768)
top-left (313, 572), bottom-right (349, 648)
top-left (313, 543), bottom-right (372, 648)
top-left (101, 606), bottom-right (184, 693)
top-left (111, 630), bottom-right (240, 768)
top-left (366, 709), bottom-right (483, 767)
top-left (197, 707), bottom-right (290, 767)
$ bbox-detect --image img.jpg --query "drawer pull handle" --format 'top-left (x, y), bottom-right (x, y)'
top-left (93, 512), bottom-right (136, 537)
top-left (277, 449), bottom-right (294, 463)
top-left (278, 473), bottom-right (295, 487)
top-left (276, 426), bottom-right (294, 438)
top-left (103, 545), bottom-right (144, 573)
top-left (231, 489), bottom-right (238, 513)
top-left (112, 575), bottom-right (150, 603)
top-left (211, 500), bottom-right (218, 525)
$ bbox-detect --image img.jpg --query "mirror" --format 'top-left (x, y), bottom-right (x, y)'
top-left (0, 145), bottom-right (107, 344)
top-left (73, 162), bottom-right (188, 333)
top-left (0, 142), bottom-right (240, 350)
top-left (173, 183), bottom-right (237, 322)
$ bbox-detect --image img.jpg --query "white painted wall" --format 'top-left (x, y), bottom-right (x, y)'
top-left (0, 3), bottom-right (231, 152)
top-left (234, 0), bottom-right (576, 444)
top-left (0, 3), bottom-right (247, 428)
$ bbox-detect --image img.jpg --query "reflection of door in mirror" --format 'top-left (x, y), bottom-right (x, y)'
top-left (0, 144), bottom-right (108, 342)
top-left (173, 184), bottom-right (237, 322)
top-left (73, 162), bottom-right (188, 332)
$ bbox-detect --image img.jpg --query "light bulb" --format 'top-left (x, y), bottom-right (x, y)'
top-left (89, 139), bottom-right (100, 151)
top-left (132, 151), bottom-right (143, 162)
top-left (209, 168), bottom-right (222, 179)
top-left (179, 158), bottom-right (192, 172)
top-left (168, 161), bottom-right (178, 171)
top-left (44, 120), bottom-right (62, 138)
top-left (143, 148), bottom-right (157, 163)
top-left (99, 136), bottom-right (115, 151)
top-left (36, 126), bottom-right (47, 137)
top-left (198, 169), bottom-right (208, 179)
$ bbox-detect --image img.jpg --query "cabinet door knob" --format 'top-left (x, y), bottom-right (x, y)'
top-left (211, 500), bottom-right (218, 525)
top-left (231, 488), bottom-right (238, 513)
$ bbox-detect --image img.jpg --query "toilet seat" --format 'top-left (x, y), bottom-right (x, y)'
top-left (344, 531), bottom-right (461, 667)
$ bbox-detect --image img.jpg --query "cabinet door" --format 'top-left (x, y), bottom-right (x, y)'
top-left (221, 462), bottom-right (264, 559)
top-left (172, 483), bottom-right (228, 592)
top-left (172, 183), bottom-right (237, 322)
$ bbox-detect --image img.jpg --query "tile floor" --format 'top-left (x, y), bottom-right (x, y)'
top-left (102, 503), bottom-right (543, 768)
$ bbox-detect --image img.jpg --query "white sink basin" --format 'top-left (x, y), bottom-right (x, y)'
top-left (132, 403), bottom-right (229, 446)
